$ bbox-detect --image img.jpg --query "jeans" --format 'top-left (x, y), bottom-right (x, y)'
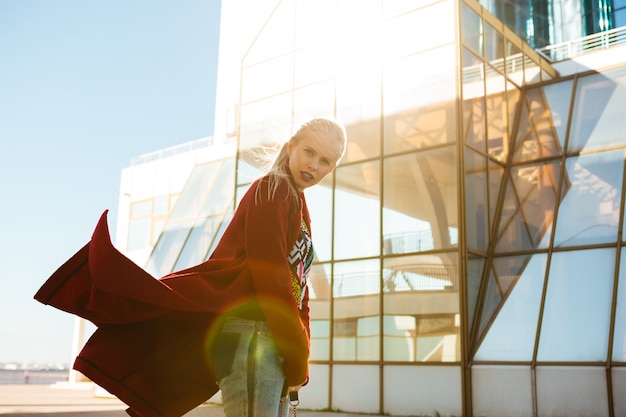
top-left (213, 317), bottom-right (289, 417)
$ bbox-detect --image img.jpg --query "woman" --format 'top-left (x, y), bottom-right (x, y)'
top-left (34, 117), bottom-right (347, 417)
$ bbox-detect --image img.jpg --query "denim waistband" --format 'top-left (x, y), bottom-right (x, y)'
top-left (222, 316), bottom-right (273, 336)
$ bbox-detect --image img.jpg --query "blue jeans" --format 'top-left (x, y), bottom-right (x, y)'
top-left (213, 317), bottom-right (290, 417)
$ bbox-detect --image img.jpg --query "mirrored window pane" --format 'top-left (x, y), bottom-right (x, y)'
top-left (309, 262), bottom-right (332, 360)
top-left (383, 45), bottom-right (456, 154)
top-left (568, 68), bottom-right (626, 152)
top-left (383, 147), bottom-right (458, 255)
top-left (554, 150), bottom-right (623, 247)
top-left (305, 177), bottom-right (334, 262)
top-left (383, 253), bottom-right (459, 362)
top-left (334, 162), bottom-right (380, 259)
top-left (537, 249), bottom-right (614, 361)
top-left (461, 3), bottom-right (482, 55)
top-left (333, 259), bottom-right (380, 361)
top-left (465, 148), bottom-right (489, 253)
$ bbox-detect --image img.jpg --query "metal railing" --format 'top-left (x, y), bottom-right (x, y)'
top-left (538, 25), bottom-right (626, 62)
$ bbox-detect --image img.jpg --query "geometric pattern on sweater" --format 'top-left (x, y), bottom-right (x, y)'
top-left (289, 219), bottom-right (313, 309)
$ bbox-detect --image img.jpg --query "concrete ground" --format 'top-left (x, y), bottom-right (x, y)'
top-left (0, 383), bottom-right (386, 417)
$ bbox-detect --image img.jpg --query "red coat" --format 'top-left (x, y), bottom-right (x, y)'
top-left (34, 177), bottom-right (311, 417)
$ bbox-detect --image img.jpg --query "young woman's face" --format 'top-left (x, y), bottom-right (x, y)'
top-left (287, 133), bottom-right (343, 191)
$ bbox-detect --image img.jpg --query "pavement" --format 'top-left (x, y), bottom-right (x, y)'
top-left (0, 383), bottom-right (385, 417)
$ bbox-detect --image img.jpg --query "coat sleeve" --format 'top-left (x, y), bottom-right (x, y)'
top-left (242, 179), bottom-right (310, 386)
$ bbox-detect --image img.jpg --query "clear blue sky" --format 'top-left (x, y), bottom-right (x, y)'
top-left (0, 0), bottom-right (221, 366)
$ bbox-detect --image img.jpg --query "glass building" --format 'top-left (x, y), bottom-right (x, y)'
top-left (114, 1), bottom-right (626, 416)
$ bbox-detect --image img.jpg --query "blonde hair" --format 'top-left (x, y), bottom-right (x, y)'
top-left (256, 117), bottom-right (347, 204)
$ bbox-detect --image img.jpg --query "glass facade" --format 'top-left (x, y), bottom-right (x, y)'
top-left (118, 0), bottom-right (626, 415)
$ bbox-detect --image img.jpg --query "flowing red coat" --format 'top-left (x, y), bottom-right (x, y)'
top-left (34, 176), bottom-right (311, 417)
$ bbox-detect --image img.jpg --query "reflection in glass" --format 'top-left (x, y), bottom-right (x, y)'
top-left (496, 161), bottom-right (560, 253)
top-left (467, 255), bottom-right (485, 331)
top-left (383, 45), bottom-right (456, 154)
top-left (506, 40), bottom-right (524, 86)
top-left (305, 177), bottom-right (334, 262)
top-left (465, 148), bottom-right (489, 252)
top-left (538, 249), bottom-right (614, 361)
top-left (309, 262), bottom-right (332, 361)
top-left (512, 88), bottom-right (562, 163)
top-left (334, 162), bottom-right (380, 259)
top-left (542, 80), bottom-right (574, 149)
top-left (554, 150), bottom-right (623, 247)
top-left (383, 253), bottom-right (459, 362)
top-left (462, 47), bottom-right (486, 153)
top-left (383, 147), bottom-right (458, 254)
top-left (569, 68), bottom-right (626, 152)
top-left (333, 259), bottom-right (380, 361)
top-left (461, 3), bottom-right (482, 55)
top-left (485, 66), bottom-right (508, 162)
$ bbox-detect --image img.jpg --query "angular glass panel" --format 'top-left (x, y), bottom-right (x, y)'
top-left (569, 68), bottom-right (626, 152)
top-left (506, 80), bottom-right (521, 138)
top-left (475, 254), bottom-right (546, 361)
top-left (199, 159), bottom-right (236, 216)
top-left (173, 216), bottom-right (222, 271)
top-left (168, 162), bottom-right (220, 222)
top-left (461, 3), bottom-right (482, 55)
top-left (536, 367), bottom-right (609, 417)
top-left (465, 148), bottom-right (489, 252)
top-left (383, 253), bottom-right (459, 362)
top-left (512, 88), bottom-right (562, 163)
top-left (613, 248), bottom-right (626, 362)
top-left (383, 45), bottom-right (456, 154)
top-left (145, 219), bottom-right (194, 276)
top-left (236, 153), bottom-right (263, 186)
top-left (485, 66), bottom-right (508, 162)
top-left (305, 176), bottom-right (333, 262)
top-left (511, 161), bottom-right (560, 249)
top-left (538, 249), bottom-right (614, 361)
top-left (467, 255), bottom-right (485, 331)
top-left (333, 259), bottom-right (380, 361)
top-left (472, 366), bottom-right (533, 417)
top-left (383, 147), bottom-right (458, 254)
top-left (477, 269), bottom-right (502, 337)
top-left (334, 161), bottom-right (380, 259)
top-left (554, 150), bottom-right (623, 247)
top-left (488, 161), bottom-right (504, 235)
top-left (492, 255), bottom-right (529, 296)
top-left (542, 80), bottom-right (574, 149)
top-left (496, 210), bottom-right (533, 253)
